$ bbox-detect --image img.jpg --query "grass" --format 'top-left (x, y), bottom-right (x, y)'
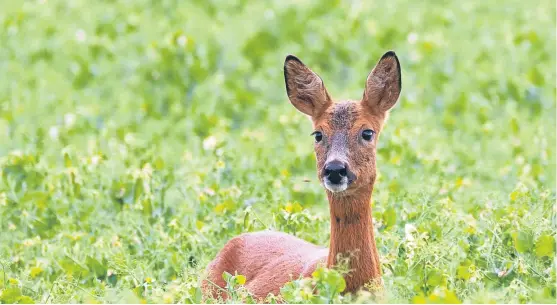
top-left (0, 0), bottom-right (555, 303)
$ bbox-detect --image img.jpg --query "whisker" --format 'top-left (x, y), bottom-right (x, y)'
top-left (284, 177), bottom-right (313, 183)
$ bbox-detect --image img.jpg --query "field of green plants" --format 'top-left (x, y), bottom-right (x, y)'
top-left (0, 0), bottom-right (556, 303)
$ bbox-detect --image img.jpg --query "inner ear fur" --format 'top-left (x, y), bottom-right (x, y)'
top-left (362, 51), bottom-right (402, 113)
top-left (284, 55), bottom-right (331, 117)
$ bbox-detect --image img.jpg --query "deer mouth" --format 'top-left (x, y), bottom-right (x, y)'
top-left (323, 176), bottom-right (349, 193)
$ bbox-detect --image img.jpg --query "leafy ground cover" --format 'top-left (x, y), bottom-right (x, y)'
top-left (0, 0), bottom-right (555, 303)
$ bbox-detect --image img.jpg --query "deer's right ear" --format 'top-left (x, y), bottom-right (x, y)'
top-left (284, 55), bottom-right (331, 117)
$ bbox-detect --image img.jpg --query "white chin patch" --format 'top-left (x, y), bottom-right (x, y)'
top-left (323, 179), bottom-right (348, 193)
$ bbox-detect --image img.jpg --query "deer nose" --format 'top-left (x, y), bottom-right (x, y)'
top-left (324, 160), bottom-right (348, 184)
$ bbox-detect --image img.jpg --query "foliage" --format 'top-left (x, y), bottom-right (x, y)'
top-left (0, 0), bottom-right (555, 303)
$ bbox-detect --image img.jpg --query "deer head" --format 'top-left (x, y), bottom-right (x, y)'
top-left (284, 52), bottom-right (401, 195)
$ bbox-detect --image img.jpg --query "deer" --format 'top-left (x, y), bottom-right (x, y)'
top-left (202, 51), bottom-right (402, 302)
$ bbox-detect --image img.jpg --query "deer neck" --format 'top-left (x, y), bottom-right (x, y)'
top-left (326, 188), bottom-right (381, 292)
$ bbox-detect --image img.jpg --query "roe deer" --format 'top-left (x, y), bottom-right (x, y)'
top-left (202, 51), bottom-right (402, 301)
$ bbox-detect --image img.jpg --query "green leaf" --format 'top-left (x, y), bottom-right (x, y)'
top-left (17, 295), bottom-right (35, 304)
top-left (243, 210), bottom-right (251, 231)
top-left (222, 271), bottom-right (232, 283)
top-left (119, 289), bottom-right (143, 303)
top-left (427, 270), bottom-right (444, 287)
top-left (383, 206), bottom-right (397, 228)
top-left (59, 255), bottom-right (89, 276)
top-left (193, 286), bottom-right (202, 303)
top-left (412, 294), bottom-right (427, 304)
top-left (133, 178), bottom-right (143, 203)
top-left (534, 235), bottom-right (555, 257)
top-left (86, 255), bottom-right (107, 278)
top-left (442, 289), bottom-right (461, 304)
top-left (311, 267), bottom-right (323, 279)
top-left (64, 152), bottom-right (72, 168)
top-left (0, 287), bottom-right (22, 304)
top-left (512, 230), bottom-right (533, 253)
top-left (456, 266), bottom-right (470, 280)
top-left (153, 157), bottom-right (165, 170)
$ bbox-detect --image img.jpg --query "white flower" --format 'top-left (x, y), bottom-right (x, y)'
top-left (405, 223), bottom-right (417, 241)
top-left (64, 113), bottom-right (76, 127)
top-left (203, 136), bottom-right (217, 151)
top-left (49, 126), bottom-right (59, 140)
top-left (75, 29), bottom-right (87, 42)
top-left (176, 35), bottom-right (188, 47)
top-left (91, 155), bottom-right (100, 165)
top-left (407, 32), bottom-right (419, 44)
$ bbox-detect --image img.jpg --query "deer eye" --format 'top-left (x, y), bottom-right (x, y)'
top-left (361, 129), bottom-right (375, 141)
top-left (311, 131), bottom-right (323, 143)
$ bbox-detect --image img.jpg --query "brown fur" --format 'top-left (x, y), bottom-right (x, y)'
top-left (202, 51), bottom-right (401, 302)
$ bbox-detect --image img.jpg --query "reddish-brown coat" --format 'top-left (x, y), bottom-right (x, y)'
top-left (202, 231), bottom-right (328, 300)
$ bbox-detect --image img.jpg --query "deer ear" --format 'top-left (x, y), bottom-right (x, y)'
top-left (362, 51), bottom-right (402, 113)
top-left (284, 55), bottom-right (331, 117)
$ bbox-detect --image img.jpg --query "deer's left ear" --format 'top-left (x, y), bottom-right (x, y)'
top-left (362, 51), bottom-right (402, 113)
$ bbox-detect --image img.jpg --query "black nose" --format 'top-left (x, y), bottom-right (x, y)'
top-left (324, 161), bottom-right (347, 184)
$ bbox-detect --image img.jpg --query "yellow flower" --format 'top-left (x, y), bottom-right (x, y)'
top-left (196, 220), bottom-right (204, 230)
top-left (284, 202), bottom-right (303, 214)
top-left (216, 160), bottom-right (225, 169)
top-left (214, 203), bottom-right (225, 214)
top-left (30, 266), bottom-right (44, 278)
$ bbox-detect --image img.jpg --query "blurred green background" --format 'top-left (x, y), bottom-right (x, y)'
top-left (0, 0), bottom-right (555, 303)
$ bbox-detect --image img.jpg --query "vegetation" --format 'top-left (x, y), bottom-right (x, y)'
top-left (0, 0), bottom-right (555, 303)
